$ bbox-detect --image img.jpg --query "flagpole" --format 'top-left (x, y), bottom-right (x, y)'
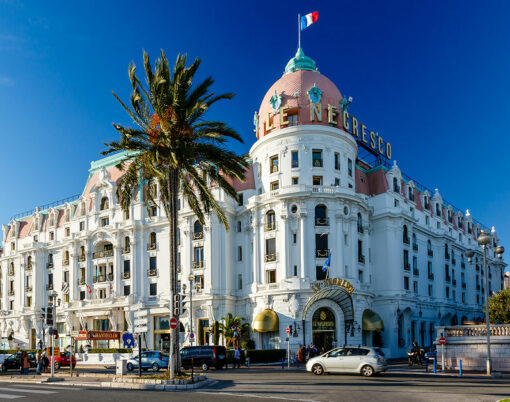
top-left (298, 13), bottom-right (301, 49)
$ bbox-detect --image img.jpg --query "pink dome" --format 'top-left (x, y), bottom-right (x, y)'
top-left (256, 67), bottom-right (343, 139)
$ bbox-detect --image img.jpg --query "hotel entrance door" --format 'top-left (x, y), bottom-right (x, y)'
top-left (312, 308), bottom-right (336, 352)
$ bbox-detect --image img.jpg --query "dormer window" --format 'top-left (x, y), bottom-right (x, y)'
top-left (100, 197), bottom-right (109, 211)
top-left (80, 202), bottom-right (86, 216)
top-left (65, 209), bottom-right (70, 222)
top-left (424, 196), bottom-right (430, 210)
top-left (435, 203), bottom-right (441, 217)
top-left (49, 214), bottom-right (54, 226)
top-left (408, 186), bottom-right (414, 202)
top-left (393, 177), bottom-right (400, 193)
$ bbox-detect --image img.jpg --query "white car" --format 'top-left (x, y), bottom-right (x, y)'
top-left (306, 346), bottom-right (387, 377)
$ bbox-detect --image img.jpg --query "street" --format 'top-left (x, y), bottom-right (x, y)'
top-left (0, 366), bottom-right (509, 401)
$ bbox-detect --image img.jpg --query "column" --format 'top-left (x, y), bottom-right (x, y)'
top-left (251, 214), bottom-right (260, 291)
top-left (299, 211), bottom-right (308, 280)
top-left (280, 212), bottom-right (289, 280)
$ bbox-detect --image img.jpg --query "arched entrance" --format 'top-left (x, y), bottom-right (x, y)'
top-left (312, 307), bottom-right (335, 351)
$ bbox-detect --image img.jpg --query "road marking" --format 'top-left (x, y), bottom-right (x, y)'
top-left (197, 391), bottom-right (320, 402)
top-left (0, 387), bottom-right (57, 394)
top-left (0, 393), bottom-right (24, 399)
top-left (8, 384), bottom-right (83, 390)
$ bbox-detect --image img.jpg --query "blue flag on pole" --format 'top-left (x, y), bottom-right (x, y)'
top-left (322, 250), bottom-right (332, 272)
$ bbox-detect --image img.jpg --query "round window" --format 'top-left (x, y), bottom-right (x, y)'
top-left (344, 206), bottom-right (349, 215)
top-left (291, 204), bottom-right (298, 214)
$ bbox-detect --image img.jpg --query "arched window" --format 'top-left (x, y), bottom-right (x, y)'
top-left (314, 205), bottom-right (328, 226)
top-left (149, 232), bottom-right (157, 249)
top-left (100, 197), bottom-right (109, 211)
top-left (265, 211), bottom-right (276, 231)
top-left (393, 177), bottom-right (400, 193)
top-left (357, 213), bottom-right (363, 233)
top-left (193, 221), bottom-right (204, 239)
top-left (403, 225), bottom-right (409, 244)
top-left (237, 221), bottom-right (242, 233)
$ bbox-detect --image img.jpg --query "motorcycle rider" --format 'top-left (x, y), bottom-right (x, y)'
top-left (411, 341), bottom-right (421, 364)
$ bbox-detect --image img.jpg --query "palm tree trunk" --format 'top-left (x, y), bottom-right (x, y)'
top-left (167, 168), bottom-right (180, 378)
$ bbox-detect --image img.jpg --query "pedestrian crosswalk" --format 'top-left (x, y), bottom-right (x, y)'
top-left (0, 384), bottom-right (82, 399)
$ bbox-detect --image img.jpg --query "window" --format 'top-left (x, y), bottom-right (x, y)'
top-left (348, 159), bottom-right (353, 177)
top-left (270, 155), bottom-right (279, 173)
top-left (357, 213), bottom-right (363, 233)
top-left (238, 274), bottom-right (242, 290)
top-left (413, 281), bottom-right (418, 293)
top-left (238, 193), bottom-right (244, 206)
top-left (100, 217), bottom-right (109, 227)
top-left (123, 260), bottom-right (130, 275)
top-left (149, 256), bottom-right (157, 270)
top-left (49, 232), bottom-right (54, 241)
top-left (312, 150), bottom-right (323, 167)
top-left (334, 152), bottom-right (340, 170)
top-left (315, 204), bottom-right (328, 226)
top-left (150, 283), bottom-right (157, 296)
top-left (426, 216), bottom-right (429, 225)
top-left (100, 197), bottom-right (109, 211)
top-left (428, 285), bottom-right (433, 297)
top-left (403, 225), bottom-right (409, 243)
top-left (436, 203), bottom-right (441, 217)
top-left (237, 221), bottom-right (242, 232)
top-left (293, 233), bottom-right (297, 244)
top-left (358, 269), bottom-right (364, 283)
top-left (334, 178), bottom-right (340, 186)
top-left (80, 291), bottom-right (85, 300)
top-left (427, 240), bottom-right (433, 256)
top-left (292, 177), bottom-right (299, 185)
top-left (266, 270), bottom-right (276, 284)
top-left (312, 176), bottom-right (323, 186)
top-left (48, 273), bottom-right (53, 285)
top-left (404, 276), bottom-right (410, 290)
top-left (65, 227), bottom-right (70, 237)
top-left (403, 250), bottom-right (410, 270)
top-left (315, 233), bottom-right (328, 258)
top-left (462, 292), bottom-right (465, 303)
top-left (393, 177), bottom-right (400, 193)
top-left (123, 285), bottom-right (130, 296)
top-left (446, 287), bottom-right (450, 299)
top-left (26, 296), bottom-right (32, 307)
top-left (316, 266), bottom-right (326, 280)
top-left (265, 238), bottom-right (276, 262)
top-left (394, 199), bottom-right (399, 207)
top-left (193, 246), bottom-right (204, 268)
top-left (150, 206), bottom-right (158, 217)
top-left (270, 180), bottom-right (279, 191)
top-left (291, 151), bottom-right (299, 168)
top-left (79, 221), bottom-right (85, 231)
top-left (293, 265), bottom-right (298, 276)
top-left (238, 246), bottom-right (243, 261)
top-left (408, 186), bottom-right (414, 201)
top-left (358, 240), bottom-right (365, 263)
top-left (195, 275), bottom-right (204, 290)
top-left (149, 232), bottom-right (157, 249)
top-left (265, 210), bottom-right (276, 231)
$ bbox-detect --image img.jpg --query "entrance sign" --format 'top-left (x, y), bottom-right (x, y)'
top-left (311, 278), bottom-right (354, 294)
top-left (170, 317), bottom-right (178, 330)
top-left (439, 337), bottom-right (446, 345)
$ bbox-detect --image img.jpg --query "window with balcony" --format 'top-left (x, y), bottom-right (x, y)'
top-left (149, 283), bottom-right (157, 296)
top-left (270, 155), bottom-right (279, 174)
top-left (195, 275), bottom-right (204, 290)
top-left (315, 234), bottom-right (328, 258)
top-left (122, 237), bottom-right (130, 254)
top-left (428, 261), bottom-right (434, 280)
top-left (265, 238), bottom-right (276, 262)
top-left (48, 254), bottom-right (54, 268)
top-left (100, 217), bottom-right (109, 227)
top-left (312, 150), bottom-right (323, 167)
top-left (291, 150), bottom-right (299, 168)
top-left (403, 225), bottom-right (409, 244)
top-left (100, 197), bottom-right (109, 211)
top-left (148, 232), bottom-right (157, 249)
top-left (444, 244), bottom-right (450, 259)
top-left (149, 256), bottom-right (157, 276)
top-left (63, 250), bottom-right (69, 266)
top-left (270, 180), bottom-right (279, 191)
top-left (334, 152), bottom-right (340, 170)
top-left (412, 233), bottom-right (418, 251)
top-left (47, 273), bottom-right (53, 290)
top-left (123, 260), bottom-right (130, 279)
top-left (445, 264), bottom-right (451, 282)
top-left (193, 246), bottom-right (204, 268)
top-left (315, 204), bottom-right (328, 226)
top-left (265, 210), bottom-right (276, 231)
top-left (312, 176), bottom-right (323, 186)
top-left (413, 256), bottom-right (418, 276)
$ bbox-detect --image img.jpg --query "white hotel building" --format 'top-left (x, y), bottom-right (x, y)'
top-left (0, 49), bottom-right (506, 358)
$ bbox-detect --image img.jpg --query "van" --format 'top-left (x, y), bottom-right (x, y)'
top-left (180, 345), bottom-right (227, 371)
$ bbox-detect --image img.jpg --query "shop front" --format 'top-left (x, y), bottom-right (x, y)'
top-left (154, 315), bottom-right (170, 351)
top-left (75, 330), bottom-right (120, 349)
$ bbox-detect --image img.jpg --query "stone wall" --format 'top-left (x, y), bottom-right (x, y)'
top-left (435, 325), bottom-right (510, 372)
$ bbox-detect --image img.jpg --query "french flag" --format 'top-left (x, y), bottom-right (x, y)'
top-left (301, 11), bottom-right (318, 31)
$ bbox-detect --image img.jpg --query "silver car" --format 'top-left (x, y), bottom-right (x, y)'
top-left (306, 346), bottom-right (387, 377)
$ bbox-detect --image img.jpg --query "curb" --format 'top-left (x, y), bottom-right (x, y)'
top-left (98, 377), bottom-right (215, 391)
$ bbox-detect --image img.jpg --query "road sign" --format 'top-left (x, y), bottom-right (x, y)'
top-left (134, 326), bottom-right (148, 334)
top-left (286, 327), bottom-right (290, 334)
top-left (190, 332), bottom-right (194, 339)
top-left (170, 317), bottom-right (178, 330)
top-left (134, 318), bottom-right (148, 327)
top-left (134, 309), bottom-right (148, 318)
top-left (71, 331), bottom-right (80, 337)
top-left (439, 337), bottom-right (446, 345)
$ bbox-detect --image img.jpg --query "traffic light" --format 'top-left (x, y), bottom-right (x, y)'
top-left (46, 306), bottom-right (54, 326)
top-left (53, 329), bottom-right (59, 340)
top-left (173, 294), bottom-right (181, 316)
top-left (180, 294), bottom-right (187, 315)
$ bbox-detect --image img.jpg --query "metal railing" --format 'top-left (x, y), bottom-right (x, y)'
top-left (122, 247), bottom-right (130, 254)
top-left (47, 263), bottom-right (54, 269)
top-left (428, 250), bottom-right (434, 257)
top-left (46, 284), bottom-right (53, 290)
top-left (193, 232), bottom-right (204, 240)
top-left (10, 193), bottom-right (81, 221)
top-left (147, 243), bottom-right (157, 251)
top-left (359, 255), bottom-right (366, 264)
top-left (316, 249), bottom-right (329, 258)
top-left (92, 250), bottom-right (114, 259)
top-left (445, 325), bottom-right (510, 337)
top-left (78, 255), bottom-right (86, 262)
top-left (148, 269), bottom-right (157, 277)
top-left (264, 223), bottom-right (276, 231)
top-left (122, 272), bottom-right (131, 279)
top-left (193, 261), bottom-right (204, 268)
top-left (79, 278), bottom-right (86, 285)
top-left (63, 260), bottom-right (69, 266)
top-left (315, 218), bottom-right (329, 226)
top-left (265, 253), bottom-right (276, 263)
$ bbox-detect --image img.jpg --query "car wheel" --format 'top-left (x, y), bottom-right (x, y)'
top-left (201, 363), bottom-right (209, 371)
top-left (152, 363), bottom-right (160, 372)
top-left (54, 362), bottom-right (60, 370)
top-left (127, 363), bottom-right (134, 372)
top-left (312, 364), bottom-right (324, 375)
top-left (361, 365), bottom-right (374, 377)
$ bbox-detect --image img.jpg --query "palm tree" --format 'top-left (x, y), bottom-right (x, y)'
top-left (103, 50), bottom-right (248, 378)
top-left (218, 313), bottom-right (249, 348)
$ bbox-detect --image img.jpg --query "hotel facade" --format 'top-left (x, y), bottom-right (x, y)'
top-left (0, 49), bottom-right (507, 358)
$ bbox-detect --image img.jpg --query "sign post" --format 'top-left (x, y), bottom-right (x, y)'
top-left (286, 327), bottom-right (290, 368)
top-left (439, 337), bottom-right (446, 371)
top-left (134, 308), bottom-right (148, 378)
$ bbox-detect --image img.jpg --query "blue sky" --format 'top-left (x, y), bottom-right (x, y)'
top-left (0, 0), bottom-right (509, 266)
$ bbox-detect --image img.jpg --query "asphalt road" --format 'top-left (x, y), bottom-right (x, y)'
top-left (0, 366), bottom-right (509, 401)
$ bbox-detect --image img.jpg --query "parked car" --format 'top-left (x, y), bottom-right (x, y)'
top-left (126, 351), bottom-right (169, 372)
top-left (53, 352), bottom-right (76, 369)
top-left (424, 346), bottom-right (437, 360)
top-left (306, 346), bottom-right (387, 377)
top-left (180, 346), bottom-right (227, 371)
top-left (1, 352), bottom-right (37, 371)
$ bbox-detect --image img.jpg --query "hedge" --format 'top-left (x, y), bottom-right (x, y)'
top-left (0, 349), bottom-right (37, 354)
top-left (227, 349), bottom-right (286, 364)
top-left (85, 348), bottom-right (133, 354)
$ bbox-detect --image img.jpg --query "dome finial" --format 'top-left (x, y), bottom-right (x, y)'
top-left (284, 48), bottom-right (318, 75)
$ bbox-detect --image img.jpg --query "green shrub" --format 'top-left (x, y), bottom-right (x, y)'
top-left (86, 348), bottom-right (133, 354)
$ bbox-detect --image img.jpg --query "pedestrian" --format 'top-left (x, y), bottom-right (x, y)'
top-left (36, 350), bottom-right (43, 375)
top-left (297, 345), bottom-right (306, 364)
top-left (42, 351), bottom-right (49, 373)
top-left (244, 348), bottom-right (250, 368)
top-left (233, 347), bottom-right (241, 369)
top-left (22, 351), bottom-right (30, 375)
top-left (19, 352), bottom-right (24, 375)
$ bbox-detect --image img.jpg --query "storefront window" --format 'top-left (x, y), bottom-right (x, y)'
top-left (154, 316), bottom-right (170, 330)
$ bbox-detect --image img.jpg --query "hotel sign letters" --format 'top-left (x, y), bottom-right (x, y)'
top-left (310, 277), bottom-right (355, 294)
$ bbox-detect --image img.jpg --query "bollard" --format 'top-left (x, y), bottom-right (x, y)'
top-left (459, 359), bottom-right (462, 377)
top-left (425, 357), bottom-right (428, 373)
top-left (282, 357), bottom-right (285, 369)
top-left (296, 358), bottom-right (299, 368)
top-left (433, 358), bottom-right (436, 374)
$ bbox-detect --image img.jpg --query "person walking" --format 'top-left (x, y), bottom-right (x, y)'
top-left (233, 347), bottom-right (241, 369)
top-left (36, 350), bottom-right (43, 375)
top-left (297, 345), bottom-right (306, 364)
top-left (244, 348), bottom-right (250, 368)
top-left (19, 352), bottom-right (24, 375)
top-left (22, 351), bottom-right (30, 375)
top-left (42, 351), bottom-right (49, 373)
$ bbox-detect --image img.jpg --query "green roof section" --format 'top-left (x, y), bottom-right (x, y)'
top-left (284, 48), bottom-right (318, 75)
top-left (89, 150), bottom-right (139, 173)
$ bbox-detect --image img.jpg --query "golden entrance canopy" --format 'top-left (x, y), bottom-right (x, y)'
top-left (362, 310), bottom-right (384, 331)
top-left (252, 309), bottom-right (279, 333)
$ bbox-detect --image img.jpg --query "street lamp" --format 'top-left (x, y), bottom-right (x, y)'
top-left (465, 230), bottom-right (505, 376)
top-left (188, 274), bottom-right (194, 346)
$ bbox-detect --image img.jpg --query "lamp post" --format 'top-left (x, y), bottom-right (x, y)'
top-left (465, 230), bottom-right (505, 376)
top-left (188, 274), bottom-right (194, 346)
top-left (48, 290), bottom-right (57, 379)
